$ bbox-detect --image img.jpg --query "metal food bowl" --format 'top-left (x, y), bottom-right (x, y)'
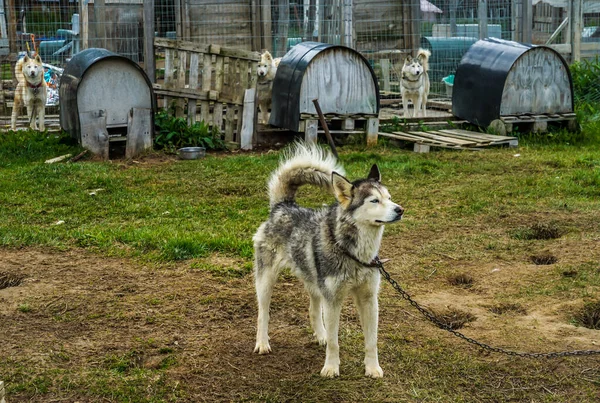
top-left (178, 147), bottom-right (206, 160)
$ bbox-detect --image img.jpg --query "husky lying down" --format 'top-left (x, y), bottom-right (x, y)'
top-left (253, 143), bottom-right (404, 378)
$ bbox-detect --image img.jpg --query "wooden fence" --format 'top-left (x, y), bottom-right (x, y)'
top-left (153, 38), bottom-right (260, 146)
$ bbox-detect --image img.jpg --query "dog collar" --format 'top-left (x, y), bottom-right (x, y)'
top-left (27, 81), bottom-right (43, 89)
top-left (402, 74), bottom-right (422, 82)
top-left (341, 248), bottom-right (383, 268)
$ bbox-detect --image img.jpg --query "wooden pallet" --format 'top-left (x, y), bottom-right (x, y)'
top-left (500, 112), bottom-right (577, 133)
top-left (379, 128), bottom-right (518, 153)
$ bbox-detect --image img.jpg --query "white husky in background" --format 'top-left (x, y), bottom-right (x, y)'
top-left (11, 54), bottom-right (47, 131)
top-left (253, 142), bottom-right (404, 378)
top-left (400, 48), bottom-right (431, 118)
top-left (256, 51), bottom-right (281, 124)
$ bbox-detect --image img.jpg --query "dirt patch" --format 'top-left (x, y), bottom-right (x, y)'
top-left (1, 244), bottom-right (600, 401)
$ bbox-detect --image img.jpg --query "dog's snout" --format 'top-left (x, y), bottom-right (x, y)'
top-left (395, 206), bottom-right (404, 216)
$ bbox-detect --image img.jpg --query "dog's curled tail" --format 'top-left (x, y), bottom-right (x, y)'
top-left (417, 48), bottom-right (431, 71)
top-left (268, 142), bottom-right (345, 207)
top-left (14, 57), bottom-right (25, 84)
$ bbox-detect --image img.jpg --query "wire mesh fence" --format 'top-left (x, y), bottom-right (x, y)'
top-left (0, 0), bottom-right (599, 118)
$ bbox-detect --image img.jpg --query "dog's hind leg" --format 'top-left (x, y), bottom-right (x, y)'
top-left (320, 297), bottom-right (344, 377)
top-left (307, 288), bottom-right (326, 345)
top-left (352, 280), bottom-right (383, 378)
top-left (253, 248), bottom-right (279, 354)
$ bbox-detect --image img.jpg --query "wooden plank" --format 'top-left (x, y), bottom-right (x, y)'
top-left (407, 131), bottom-right (479, 146)
top-left (390, 131), bottom-right (448, 145)
top-left (126, 108), bottom-right (153, 159)
top-left (571, 0), bottom-right (583, 62)
top-left (1, 379), bottom-right (5, 403)
top-left (202, 53), bottom-right (212, 91)
top-left (200, 101), bottom-right (210, 124)
top-left (154, 86), bottom-right (223, 102)
top-left (366, 117), bottom-right (379, 147)
top-left (225, 105), bottom-right (235, 142)
top-left (175, 50), bottom-right (188, 117)
top-left (95, 0), bottom-right (107, 48)
top-left (430, 130), bottom-right (493, 144)
top-left (240, 88), bottom-right (256, 150)
top-left (187, 52), bottom-right (200, 124)
top-left (155, 37), bottom-right (211, 53)
top-left (213, 102), bottom-right (224, 133)
top-left (79, 110), bottom-right (109, 160)
top-left (438, 129), bottom-right (516, 142)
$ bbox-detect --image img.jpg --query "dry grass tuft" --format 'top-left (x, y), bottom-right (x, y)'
top-left (513, 222), bottom-right (565, 240)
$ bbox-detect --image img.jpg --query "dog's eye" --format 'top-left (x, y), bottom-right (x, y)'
top-left (371, 199), bottom-right (379, 204)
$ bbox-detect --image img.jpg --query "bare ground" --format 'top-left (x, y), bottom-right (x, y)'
top-left (1, 237), bottom-right (600, 401)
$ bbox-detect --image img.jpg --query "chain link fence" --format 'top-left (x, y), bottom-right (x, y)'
top-left (0, 0), bottom-right (598, 117)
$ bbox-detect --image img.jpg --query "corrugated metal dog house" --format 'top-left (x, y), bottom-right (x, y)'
top-left (60, 48), bottom-right (155, 159)
top-left (452, 38), bottom-right (574, 128)
top-left (270, 42), bottom-right (381, 145)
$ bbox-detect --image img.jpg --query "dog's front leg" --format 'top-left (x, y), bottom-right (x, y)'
top-left (353, 283), bottom-right (383, 378)
top-left (402, 96), bottom-right (410, 119)
top-left (27, 105), bottom-right (36, 130)
top-left (38, 104), bottom-right (45, 131)
top-left (321, 298), bottom-right (343, 377)
top-left (414, 97), bottom-right (422, 118)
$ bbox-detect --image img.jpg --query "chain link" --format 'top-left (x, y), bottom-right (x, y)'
top-left (375, 258), bottom-right (600, 358)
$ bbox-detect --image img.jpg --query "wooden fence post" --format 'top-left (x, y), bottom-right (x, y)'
top-left (478, 0), bottom-right (488, 39)
top-left (570, 0), bottom-right (583, 62)
top-left (143, 0), bottom-right (156, 83)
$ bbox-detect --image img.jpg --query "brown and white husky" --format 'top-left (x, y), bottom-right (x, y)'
top-left (11, 54), bottom-right (47, 131)
top-left (400, 48), bottom-right (431, 118)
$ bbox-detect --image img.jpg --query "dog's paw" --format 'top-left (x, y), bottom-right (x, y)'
top-left (365, 364), bottom-right (383, 378)
top-left (320, 364), bottom-right (340, 378)
top-left (253, 340), bottom-right (271, 354)
top-left (314, 333), bottom-right (327, 346)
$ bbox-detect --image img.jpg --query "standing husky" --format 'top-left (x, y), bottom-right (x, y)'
top-left (400, 48), bottom-right (431, 118)
top-left (11, 55), bottom-right (47, 131)
top-left (256, 51), bottom-right (281, 124)
top-left (253, 143), bottom-right (404, 378)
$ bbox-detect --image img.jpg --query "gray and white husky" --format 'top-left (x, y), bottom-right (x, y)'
top-left (253, 143), bottom-right (404, 378)
top-left (400, 48), bottom-right (431, 118)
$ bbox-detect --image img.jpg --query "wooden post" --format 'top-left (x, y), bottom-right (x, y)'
top-left (380, 59), bottom-right (390, 92)
top-left (523, 0), bottom-right (532, 43)
top-left (450, 0), bottom-right (458, 37)
top-left (570, 0), bottom-right (583, 62)
top-left (6, 0), bottom-right (17, 54)
top-left (174, 0), bottom-right (182, 39)
top-left (0, 380), bottom-right (5, 403)
top-left (143, 0), bottom-right (156, 83)
top-left (342, 0), bottom-right (353, 48)
top-left (251, 0), bottom-right (261, 51)
top-left (277, 0), bottom-right (289, 56)
top-left (95, 0), bottom-right (107, 49)
top-left (261, 0), bottom-right (272, 51)
top-left (410, 0), bottom-right (421, 52)
top-left (366, 117), bottom-right (378, 147)
top-left (320, 0), bottom-right (334, 44)
top-left (126, 108), bottom-right (153, 159)
top-left (80, 0), bottom-right (89, 49)
top-left (512, 0), bottom-right (520, 42)
top-left (240, 88), bottom-right (256, 150)
top-left (478, 0), bottom-right (488, 39)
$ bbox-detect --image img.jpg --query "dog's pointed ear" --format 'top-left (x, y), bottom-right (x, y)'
top-left (263, 51), bottom-right (272, 61)
top-left (332, 172), bottom-right (353, 208)
top-left (34, 55), bottom-right (42, 63)
top-left (367, 164), bottom-right (381, 182)
top-left (23, 55), bottom-right (30, 62)
top-left (404, 55), bottom-right (412, 64)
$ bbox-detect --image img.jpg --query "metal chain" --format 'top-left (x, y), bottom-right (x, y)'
top-left (375, 258), bottom-right (600, 358)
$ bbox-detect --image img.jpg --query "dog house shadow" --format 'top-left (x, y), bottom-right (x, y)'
top-left (59, 48), bottom-right (155, 159)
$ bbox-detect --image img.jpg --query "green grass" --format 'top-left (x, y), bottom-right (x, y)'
top-left (1, 129), bottom-right (600, 401)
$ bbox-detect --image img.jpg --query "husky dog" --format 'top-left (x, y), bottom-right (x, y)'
top-left (11, 55), bottom-right (47, 131)
top-left (253, 143), bottom-right (404, 378)
top-left (400, 48), bottom-right (431, 118)
top-left (256, 51), bottom-right (281, 124)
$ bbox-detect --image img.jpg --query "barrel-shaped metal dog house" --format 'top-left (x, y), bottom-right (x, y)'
top-left (60, 48), bottom-right (154, 159)
top-left (452, 38), bottom-right (573, 127)
top-left (270, 42), bottom-right (380, 132)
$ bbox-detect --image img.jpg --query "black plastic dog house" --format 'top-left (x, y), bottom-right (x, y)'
top-left (270, 42), bottom-right (380, 144)
top-left (60, 48), bottom-right (155, 159)
top-left (452, 38), bottom-right (574, 127)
